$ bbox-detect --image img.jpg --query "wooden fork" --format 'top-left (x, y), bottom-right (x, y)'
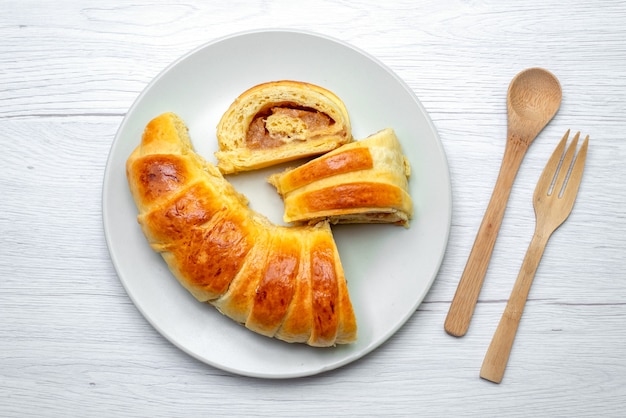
top-left (480, 130), bottom-right (589, 384)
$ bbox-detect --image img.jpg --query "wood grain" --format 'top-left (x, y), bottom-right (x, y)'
top-left (480, 132), bottom-right (589, 383)
top-left (445, 68), bottom-right (562, 337)
top-left (1, 1), bottom-right (626, 416)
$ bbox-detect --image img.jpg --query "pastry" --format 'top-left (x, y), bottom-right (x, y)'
top-left (268, 128), bottom-right (413, 226)
top-left (215, 80), bottom-right (353, 174)
top-left (126, 112), bottom-right (357, 346)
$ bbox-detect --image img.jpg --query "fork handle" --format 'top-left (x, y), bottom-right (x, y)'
top-left (480, 231), bottom-right (550, 383)
top-left (445, 140), bottom-right (529, 337)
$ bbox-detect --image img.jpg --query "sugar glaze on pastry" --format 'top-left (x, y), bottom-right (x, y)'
top-left (215, 80), bottom-right (352, 174)
top-left (126, 112), bottom-right (357, 346)
top-left (268, 128), bottom-right (413, 227)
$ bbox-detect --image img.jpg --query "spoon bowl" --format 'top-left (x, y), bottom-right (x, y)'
top-left (507, 68), bottom-right (562, 140)
top-left (445, 68), bottom-right (562, 337)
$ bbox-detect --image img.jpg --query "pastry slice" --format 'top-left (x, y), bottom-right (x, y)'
top-left (126, 112), bottom-right (357, 346)
top-left (215, 80), bottom-right (352, 174)
top-left (268, 128), bottom-right (413, 227)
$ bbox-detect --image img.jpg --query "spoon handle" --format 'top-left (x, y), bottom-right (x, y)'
top-left (444, 138), bottom-right (529, 337)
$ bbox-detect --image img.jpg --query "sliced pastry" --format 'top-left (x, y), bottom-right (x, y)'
top-left (215, 80), bottom-right (352, 174)
top-left (126, 112), bottom-right (357, 346)
top-left (268, 128), bottom-right (413, 227)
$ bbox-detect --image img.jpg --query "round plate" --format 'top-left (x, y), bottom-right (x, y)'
top-left (103, 29), bottom-right (451, 378)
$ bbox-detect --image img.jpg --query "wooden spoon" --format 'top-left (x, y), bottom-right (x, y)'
top-left (444, 68), bottom-right (562, 337)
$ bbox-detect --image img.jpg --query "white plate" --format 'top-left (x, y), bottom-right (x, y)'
top-left (103, 29), bottom-right (451, 378)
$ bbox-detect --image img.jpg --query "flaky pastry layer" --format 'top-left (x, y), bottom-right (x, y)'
top-left (269, 128), bottom-right (414, 227)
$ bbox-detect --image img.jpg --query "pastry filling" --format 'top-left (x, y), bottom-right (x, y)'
top-left (246, 103), bottom-right (336, 150)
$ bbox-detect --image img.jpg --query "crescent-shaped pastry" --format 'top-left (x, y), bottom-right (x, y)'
top-left (126, 112), bottom-right (357, 346)
top-left (268, 128), bottom-right (413, 227)
top-left (215, 80), bottom-right (353, 174)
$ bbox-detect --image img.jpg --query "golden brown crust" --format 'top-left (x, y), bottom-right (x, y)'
top-left (127, 154), bottom-right (193, 213)
top-left (309, 238), bottom-right (340, 346)
top-left (245, 229), bottom-right (300, 336)
top-left (273, 233), bottom-right (314, 344)
top-left (138, 182), bottom-right (225, 248)
top-left (275, 147), bottom-right (374, 194)
top-left (126, 112), bottom-right (357, 346)
top-left (215, 80), bottom-right (353, 174)
top-left (167, 209), bottom-right (255, 299)
top-left (295, 182), bottom-right (408, 213)
top-left (269, 128), bottom-right (414, 227)
top-left (272, 224), bottom-right (356, 345)
top-left (333, 243), bottom-right (358, 344)
top-left (211, 229), bottom-right (272, 324)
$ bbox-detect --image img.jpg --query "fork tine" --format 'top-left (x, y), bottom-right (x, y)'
top-left (535, 130), bottom-right (569, 198)
top-left (553, 131), bottom-right (581, 197)
top-left (560, 134), bottom-right (589, 207)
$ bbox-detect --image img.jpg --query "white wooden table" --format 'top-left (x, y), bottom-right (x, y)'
top-left (2, 1), bottom-right (625, 416)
